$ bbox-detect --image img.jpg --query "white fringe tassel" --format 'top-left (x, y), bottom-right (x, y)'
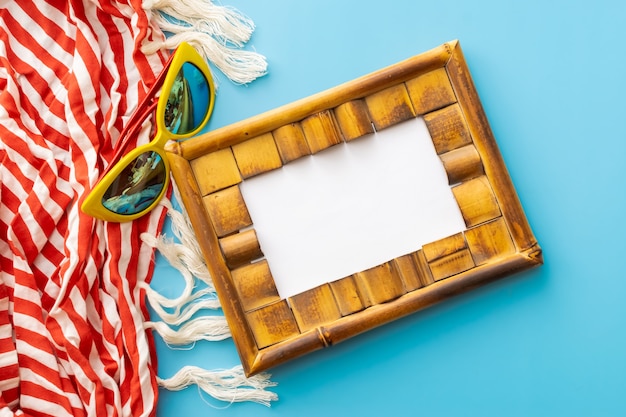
top-left (141, 197), bottom-right (223, 334)
top-left (158, 365), bottom-right (278, 407)
top-left (142, 199), bottom-right (213, 289)
top-left (145, 316), bottom-right (230, 345)
top-left (141, 284), bottom-right (217, 326)
top-left (144, 0), bottom-right (255, 46)
top-left (142, 0), bottom-right (267, 84)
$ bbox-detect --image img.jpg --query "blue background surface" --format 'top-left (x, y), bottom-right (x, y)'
top-left (151, 1), bottom-right (626, 415)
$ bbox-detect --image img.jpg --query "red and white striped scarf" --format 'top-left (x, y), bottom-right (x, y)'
top-left (0, 1), bottom-right (176, 415)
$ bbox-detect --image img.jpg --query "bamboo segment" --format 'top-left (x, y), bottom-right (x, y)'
top-left (428, 248), bottom-right (475, 281)
top-left (414, 250), bottom-right (435, 287)
top-left (452, 176), bottom-right (502, 228)
top-left (365, 84), bottom-right (416, 130)
top-left (354, 262), bottom-right (405, 306)
top-left (329, 275), bottom-right (365, 316)
top-left (422, 233), bottom-right (474, 281)
top-left (190, 148), bottom-right (242, 196)
top-left (333, 99), bottom-right (374, 141)
top-left (231, 132), bottom-right (283, 179)
top-left (218, 229), bottom-right (263, 269)
top-left (246, 300), bottom-right (301, 349)
top-left (272, 123), bottom-right (311, 163)
top-left (422, 232), bottom-right (467, 262)
top-left (423, 104), bottom-right (473, 154)
top-left (289, 284), bottom-right (342, 333)
top-left (231, 260), bottom-right (280, 312)
top-left (202, 185), bottom-right (252, 237)
top-left (300, 110), bottom-right (343, 154)
top-left (465, 218), bottom-right (516, 266)
top-left (440, 144), bottom-right (484, 185)
top-left (393, 252), bottom-right (425, 292)
top-left (405, 67), bottom-right (457, 115)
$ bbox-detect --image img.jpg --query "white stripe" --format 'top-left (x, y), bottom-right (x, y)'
top-left (68, 55), bottom-right (98, 126)
top-left (0, 322), bottom-right (12, 334)
top-left (19, 394), bottom-right (73, 417)
top-left (0, 350), bottom-right (18, 368)
top-left (0, 321), bottom-right (13, 335)
top-left (0, 165), bottom-right (27, 202)
top-left (0, 374), bottom-right (19, 389)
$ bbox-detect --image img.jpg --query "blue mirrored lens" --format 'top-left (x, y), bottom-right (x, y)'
top-left (164, 62), bottom-right (210, 134)
top-left (102, 151), bottom-right (166, 215)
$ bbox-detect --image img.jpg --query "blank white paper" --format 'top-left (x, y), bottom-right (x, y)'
top-left (240, 117), bottom-right (467, 300)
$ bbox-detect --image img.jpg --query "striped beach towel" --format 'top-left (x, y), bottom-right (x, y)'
top-left (0, 1), bottom-right (271, 415)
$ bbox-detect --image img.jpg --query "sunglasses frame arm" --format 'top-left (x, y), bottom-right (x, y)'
top-left (105, 100), bottom-right (159, 177)
top-left (105, 56), bottom-right (175, 173)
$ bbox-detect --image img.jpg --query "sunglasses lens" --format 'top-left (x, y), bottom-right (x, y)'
top-left (164, 62), bottom-right (211, 135)
top-left (102, 150), bottom-right (166, 215)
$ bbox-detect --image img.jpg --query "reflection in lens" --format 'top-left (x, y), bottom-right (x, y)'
top-left (164, 62), bottom-right (210, 135)
top-left (102, 150), bottom-right (166, 215)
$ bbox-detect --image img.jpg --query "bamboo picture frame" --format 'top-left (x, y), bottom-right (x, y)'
top-left (165, 40), bottom-right (543, 376)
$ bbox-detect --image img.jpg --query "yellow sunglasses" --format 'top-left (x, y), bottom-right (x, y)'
top-left (81, 42), bottom-right (215, 222)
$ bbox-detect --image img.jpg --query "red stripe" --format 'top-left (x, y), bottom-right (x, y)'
top-left (0, 180), bottom-right (23, 214)
top-left (0, 253), bottom-right (14, 278)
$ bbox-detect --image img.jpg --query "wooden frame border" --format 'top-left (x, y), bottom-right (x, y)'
top-left (165, 40), bottom-right (542, 376)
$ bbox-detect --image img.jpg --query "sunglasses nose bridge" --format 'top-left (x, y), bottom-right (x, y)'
top-left (151, 127), bottom-right (171, 150)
